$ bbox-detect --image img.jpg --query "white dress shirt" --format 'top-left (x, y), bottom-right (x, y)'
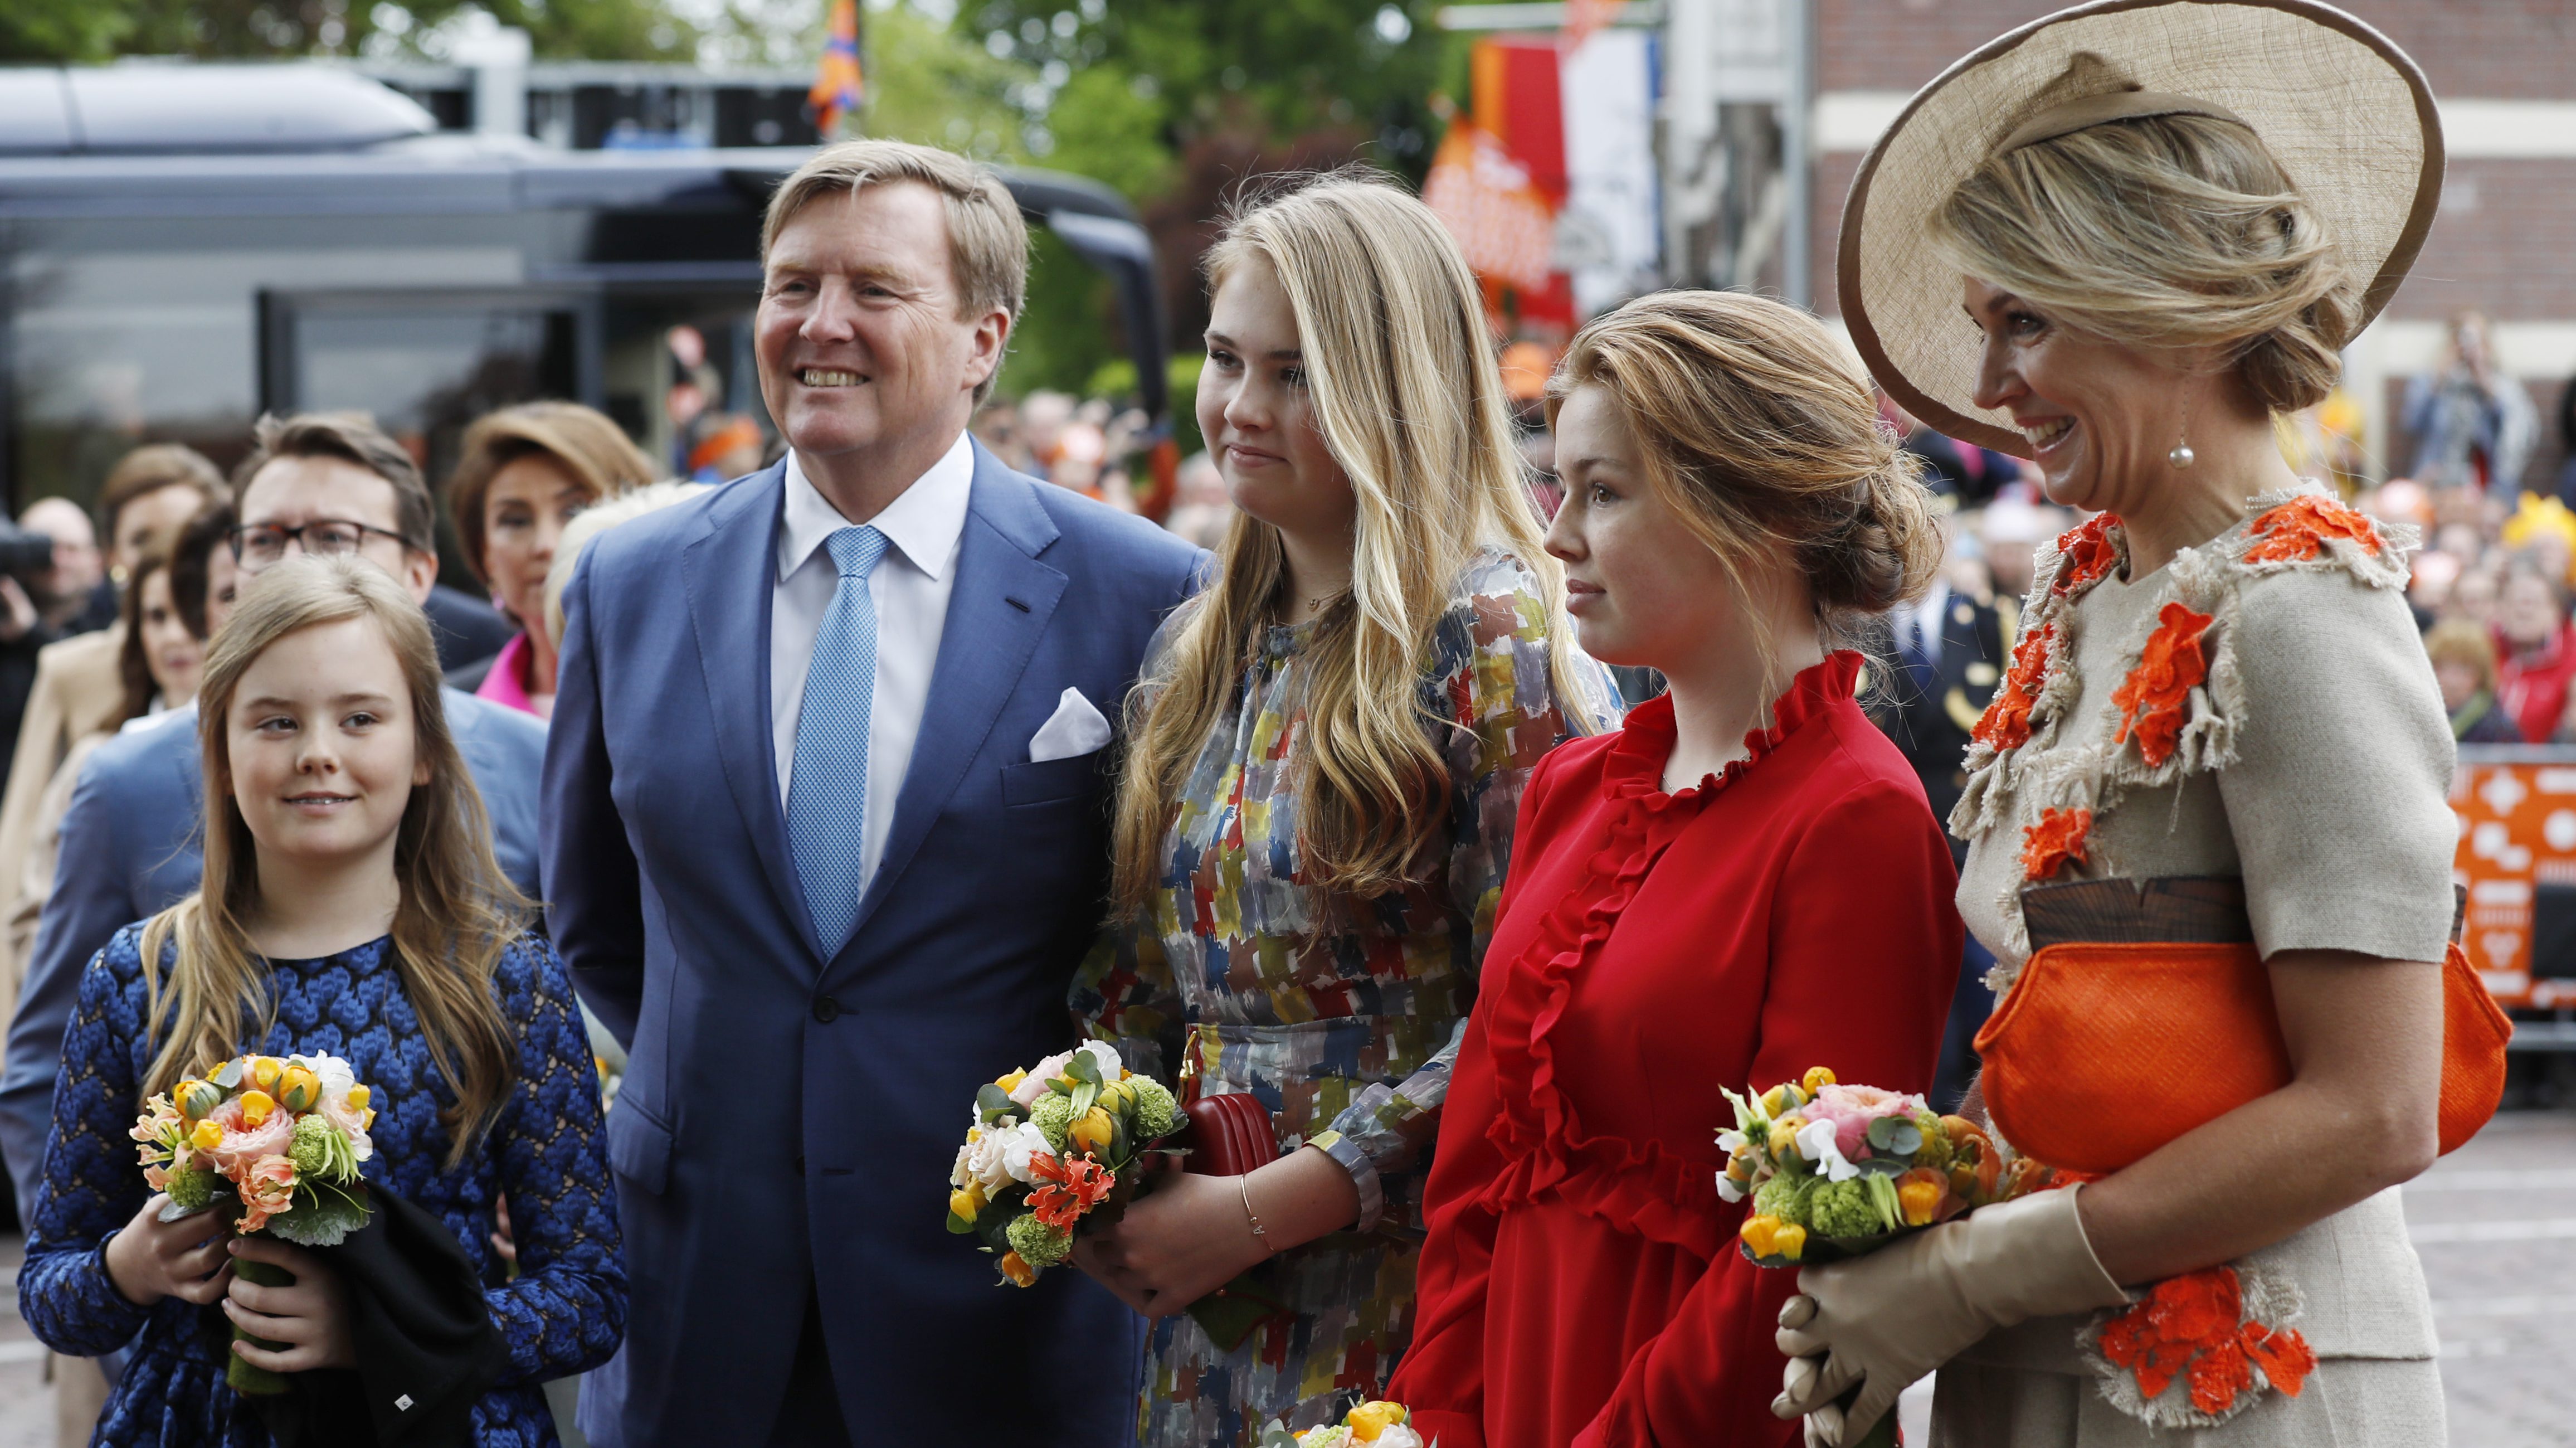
top-left (771, 434), bottom-right (975, 897)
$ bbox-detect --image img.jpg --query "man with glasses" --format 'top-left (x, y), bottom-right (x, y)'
top-left (0, 412), bottom-right (548, 1225)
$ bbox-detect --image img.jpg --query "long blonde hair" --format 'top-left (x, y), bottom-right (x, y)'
top-left (1111, 170), bottom-right (1593, 911)
top-left (139, 555), bottom-right (524, 1167)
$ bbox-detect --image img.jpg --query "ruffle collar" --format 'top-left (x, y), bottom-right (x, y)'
top-left (1602, 649), bottom-right (1861, 803)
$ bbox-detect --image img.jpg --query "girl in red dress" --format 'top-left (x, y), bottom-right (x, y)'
top-left (1387, 291), bottom-right (1963, 1448)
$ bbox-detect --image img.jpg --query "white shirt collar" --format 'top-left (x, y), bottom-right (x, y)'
top-left (777, 433), bottom-right (976, 584)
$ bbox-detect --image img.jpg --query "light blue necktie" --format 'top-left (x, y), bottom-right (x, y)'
top-left (787, 524), bottom-right (888, 954)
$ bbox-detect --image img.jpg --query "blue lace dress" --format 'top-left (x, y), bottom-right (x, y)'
top-left (19, 926), bottom-right (624, 1447)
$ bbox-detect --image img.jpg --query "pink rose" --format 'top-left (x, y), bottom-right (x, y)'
top-left (207, 1107), bottom-right (294, 1177)
top-left (1801, 1083), bottom-right (1922, 1160)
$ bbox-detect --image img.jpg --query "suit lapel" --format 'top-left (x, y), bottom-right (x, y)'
top-left (682, 463), bottom-right (826, 966)
top-left (846, 448), bottom-right (1065, 943)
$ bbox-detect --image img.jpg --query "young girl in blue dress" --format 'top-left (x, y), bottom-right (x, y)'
top-left (19, 552), bottom-right (624, 1446)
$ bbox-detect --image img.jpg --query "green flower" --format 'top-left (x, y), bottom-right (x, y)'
top-left (1752, 1172), bottom-right (1817, 1224)
top-left (286, 1112), bottom-right (358, 1182)
top-left (1908, 1110), bottom-right (1953, 1172)
top-left (1006, 1212), bottom-right (1072, 1268)
top-left (165, 1167), bottom-right (218, 1212)
top-left (1808, 1178), bottom-right (1885, 1239)
top-left (1128, 1077), bottom-right (1180, 1139)
top-left (1029, 1094), bottom-right (1077, 1154)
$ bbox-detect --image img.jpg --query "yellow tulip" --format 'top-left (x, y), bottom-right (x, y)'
top-left (948, 1189), bottom-right (981, 1223)
top-left (1760, 1082), bottom-right (1808, 1117)
top-left (189, 1120), bottom-right (222, 1151)
top-left (250, 1058), bottom-right (283, 1092)
top-left (1897, 1177), bottom-right (1945, 1227)
top-left (238, 1090), bottom-right (276, 1126)
top-left (277, 1066), bottom-right (320, 1112)
top-left (995, 1069), bottom-right (1028, 1094)
top-left (1801, 1066), bottom-right (1837, 1096)
top-left (1348, 1402), bottom-right (1409, 1442)
top-left (999, 1251), bottom-right (1038, 1287)
top-left (1069, 1107), bottom-right (1116, 1154)
top-left (1740, 1214), bottom-right (1783, 1257)
top-left (346, 1085), bottom-right (371, 1112)
top-left (1120, 1068), bottom-right (1134, 1081)
top-left (1771, 1223), bottom-right (1808, 1261)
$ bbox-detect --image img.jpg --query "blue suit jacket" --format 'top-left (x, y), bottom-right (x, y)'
top-left (0, 690), bottom-right (547, 1216)
top-left (544, 446), bottom-right (1201, 1445)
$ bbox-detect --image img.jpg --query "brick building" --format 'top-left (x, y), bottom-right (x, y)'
top-left (1806, 0), bottom-right (2576, 490)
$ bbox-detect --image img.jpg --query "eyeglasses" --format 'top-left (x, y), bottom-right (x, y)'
top-left (229, 519), bottom-right (413, 567)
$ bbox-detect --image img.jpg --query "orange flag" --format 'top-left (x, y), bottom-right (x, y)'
top-left (1423, 118), bottom-right (1558, 293)
top-left (809, 0), bottom-right (865, 137)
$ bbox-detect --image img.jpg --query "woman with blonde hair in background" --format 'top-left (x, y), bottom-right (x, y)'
top-left (1781, 6), bottom-right (2501, 1444)
top-left (1389, 290), bottom-right (1962, 1448)
top-left (1070, 171), bottom-right (1615, 1446)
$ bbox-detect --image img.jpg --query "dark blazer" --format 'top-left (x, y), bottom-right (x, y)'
top-left (0, 691), bottom-right (546, 1217)
top-left (1874, 584), bottom-right (2012, 841)
top-left (543, 445), bottom-right (1202, 1445)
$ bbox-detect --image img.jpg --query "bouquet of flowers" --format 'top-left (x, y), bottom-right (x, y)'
top-left (946, 1041), bottom-right (1180, 1286)
top-left (1720, 1068), bottom-right (2057, 1448)
top-left (1720, 1067), bottom-right (2032, 1267)
top-left (1261, 1401), bottom-right (1428, 1448)
top-left (129, 1052), bottom-right (378, 1394)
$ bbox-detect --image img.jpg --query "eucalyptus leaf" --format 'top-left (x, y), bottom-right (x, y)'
top-left (1859, 1156), bottom-right (1908, 1178)
top-left (976, 1084), bottom-right (1016, 1122)
top-left (946, 1211), bottom-right (977, 1235)
top-left (1068, 1052), bottom-right (1104, 1087)
top-left (212, 1060), bottom-right (243, 1090)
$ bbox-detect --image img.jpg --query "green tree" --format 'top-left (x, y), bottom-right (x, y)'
top-left (0, 0), bottom-right (705, 62)
top-left (861, 1), bottom-right (1035, 162)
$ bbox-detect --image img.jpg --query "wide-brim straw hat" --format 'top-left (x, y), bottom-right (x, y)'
top-left (1838, 0), bottom-right (2443, 458)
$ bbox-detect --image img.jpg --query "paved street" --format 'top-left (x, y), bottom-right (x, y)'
top-left (0, 1116), bottom-right (2563, 1445)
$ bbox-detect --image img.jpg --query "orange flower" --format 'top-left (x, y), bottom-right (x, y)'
top-left (2111, 601), bottom-right (2214, 767)
top-left (1028, 1151), bottom-right (1114, 1231)
top-left (2243, 494), bottom-right (2380, 565)
top-left (2019, 808), bottom-right (2091, 882)
top-left (2093, 1266), bottom-right (2313, 1416)
top-left (1972, 624), bottom-right (2055, 751)
top-left (234, 1153), bottom-right (299, 1235)
top-left (2053, 514), bottom-right (2124, 596)
top-left (998, 1251), bottom-right (1038, 1287)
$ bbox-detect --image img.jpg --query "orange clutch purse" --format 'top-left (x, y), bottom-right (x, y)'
top-left (1975, 877), bottom-right (2511, 1175)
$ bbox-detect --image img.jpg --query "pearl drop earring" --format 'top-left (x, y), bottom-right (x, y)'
top-left (2168, 435), bottom-right (2195, 469)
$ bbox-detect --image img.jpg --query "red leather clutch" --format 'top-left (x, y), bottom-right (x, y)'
top-left (1177, 1091), bottom-right (1277, 1177)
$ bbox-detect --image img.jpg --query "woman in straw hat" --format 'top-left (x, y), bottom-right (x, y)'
top-left (1771, 3), bottom-right (2508, 1445)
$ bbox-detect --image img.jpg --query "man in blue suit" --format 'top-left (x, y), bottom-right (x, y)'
top-left (0, 412), bottom-right (547, 1217)
top-left (546, 140), bottom-right (1200, 1445)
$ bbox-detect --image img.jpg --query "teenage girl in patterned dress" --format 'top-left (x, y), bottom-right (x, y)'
top-left (21, 554), bottom-right (622, 1446)
top-left (1070, 172), bottom-right (1615, 1447)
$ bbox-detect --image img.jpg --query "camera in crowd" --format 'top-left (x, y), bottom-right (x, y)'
top-left (0, 522), bottom-right (57, 582)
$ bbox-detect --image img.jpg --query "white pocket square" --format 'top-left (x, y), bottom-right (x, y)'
top-left (1028, 687), bottom-right (1114, 763)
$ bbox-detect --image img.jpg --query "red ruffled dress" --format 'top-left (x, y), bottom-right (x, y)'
top-left (1387, 652), bottom-right (1963, 1448)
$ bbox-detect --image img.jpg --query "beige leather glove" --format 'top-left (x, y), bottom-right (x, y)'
top-left (1769, 1185), bottom-right (2129, 1447)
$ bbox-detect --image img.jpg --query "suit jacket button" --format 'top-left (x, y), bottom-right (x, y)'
top-left (812, 995), bottom-right (840, 1023)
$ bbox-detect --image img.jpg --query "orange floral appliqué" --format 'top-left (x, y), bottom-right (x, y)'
top-left (2243, 494), bottom-right (2382, 565)
top-left (2019, 808), bottom-right (2092, 881)
top-left (2111, 601), bottom-right (2215, 767)
top-left (2097, 1266), bottom-right (2315, 1416)
top-left (1972, 624), bottom-right (2055, 751)
top-left (2053, 514), bottom-right (2124, 596)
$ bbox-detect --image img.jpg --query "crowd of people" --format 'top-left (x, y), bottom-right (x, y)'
top-left (0, 3), bottom-right (2524, 1447)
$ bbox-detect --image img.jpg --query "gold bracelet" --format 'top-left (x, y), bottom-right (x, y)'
top-left (1239, 1174), bottom-right (1273, 1253)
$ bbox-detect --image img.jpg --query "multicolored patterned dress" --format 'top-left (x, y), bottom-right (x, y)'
top-left (1074, 546), bottom-right (1616, 1448)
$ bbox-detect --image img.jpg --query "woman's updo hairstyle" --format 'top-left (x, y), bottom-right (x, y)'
top-left (1547, 290), bottom-right (1944, 648)
top-left (1930, 102), bottom-right (2358, 415)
